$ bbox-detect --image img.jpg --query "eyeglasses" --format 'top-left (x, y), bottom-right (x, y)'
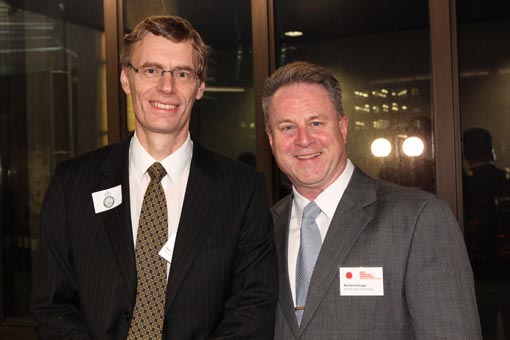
top-left (127, 63), bottom-right (199, 84)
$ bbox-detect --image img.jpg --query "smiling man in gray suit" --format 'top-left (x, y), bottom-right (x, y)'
top-left (263, 61), bottom-right (481, 339)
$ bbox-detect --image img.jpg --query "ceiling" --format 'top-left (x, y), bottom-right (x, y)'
top-left (3, 0), bottom-right (509, 51)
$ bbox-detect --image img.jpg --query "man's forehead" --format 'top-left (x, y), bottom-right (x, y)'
top-left (272, 112), bottom-right (328, 122)
top-left (271, 84), bottom-right (333, 108)
top-left (132, 34), bottom-right (196, 60)
top-left (130, 37), bottom-right (198, 69)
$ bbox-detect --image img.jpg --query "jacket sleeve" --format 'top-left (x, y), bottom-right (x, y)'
top-left (209, 173), bottom-right (278, 339)
top-left (30, 163), bottom-right (92, 340)
top-left (404, 197), bottom-right (482, 340)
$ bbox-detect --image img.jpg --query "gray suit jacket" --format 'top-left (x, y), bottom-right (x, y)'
top-left (272, 167), bottom-right (481, 339)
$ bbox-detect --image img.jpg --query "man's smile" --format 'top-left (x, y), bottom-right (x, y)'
top-left (150, 101), bottom-right (177, 110)
top-left (296, 152), bottom-right (321, 160)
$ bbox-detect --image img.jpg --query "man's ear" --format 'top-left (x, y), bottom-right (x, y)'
top-left (266, 127), bottom-right (274, 147)
top-left (340, 115), bottom-right (349, 144)
top-left (195, 81), bottom-right (205, 100)
top-left (120, 68), bottom-right (131, 95)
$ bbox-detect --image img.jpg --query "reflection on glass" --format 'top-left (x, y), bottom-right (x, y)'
top-left (402, 136), bottom-right (424, 157)
top-left (123, 0), bottom-right (256, 162)
top-left (0, 0), bottom-right (106, 319)
top-left (371, 138), bottom-right (392, 157)
top-left (458, 2), bottom-right (510, 338)
top-left (273, 0), bottom-right (434, 196)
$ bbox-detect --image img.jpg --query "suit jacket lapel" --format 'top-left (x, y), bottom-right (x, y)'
top-left (165, 142), bottom-right (224, 311)
top-left (298, 168), bottom-right (378, 333)
top-left (95, 136), bottom-right (137, 303)
top-left (273, 196), bottom-right (301, 339)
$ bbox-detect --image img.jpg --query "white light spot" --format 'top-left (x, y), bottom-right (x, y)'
top-left (403, 137), bottom-right (424, 156)
top-left (371, 138), bottom-right (392, 157)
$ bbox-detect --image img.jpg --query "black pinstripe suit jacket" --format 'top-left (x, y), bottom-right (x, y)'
top-left (31, 136), bottom-right (278, 340)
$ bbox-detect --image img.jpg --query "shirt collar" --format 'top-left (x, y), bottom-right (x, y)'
top-left (130, 131), bottom-right (193, 184)
top-left (292, 159), bottom-right (355, 220)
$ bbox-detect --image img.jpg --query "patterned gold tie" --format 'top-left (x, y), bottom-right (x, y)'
top-left (128, 162), bottom-right (168, 340)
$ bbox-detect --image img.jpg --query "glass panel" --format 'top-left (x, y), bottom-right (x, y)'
top-left (458, 2), bottom-right (510, 339)
top-left (123, 0), bottom-right (256, 165)
top-left (0, 0), bottom-right (106, 320)
top-left (273, 0), bottom-right (433, 198)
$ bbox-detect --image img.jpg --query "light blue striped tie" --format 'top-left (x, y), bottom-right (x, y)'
top-left (295, 201), bottom-right (322, 326)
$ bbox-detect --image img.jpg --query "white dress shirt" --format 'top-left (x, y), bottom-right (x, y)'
top-left (288, 159), bottom-right (354, 305)
top-left (129, 132), bottom-right (192, 276)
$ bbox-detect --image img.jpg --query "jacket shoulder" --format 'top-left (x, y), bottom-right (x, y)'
top-left (271, 194), bottom-right (292, 216)
top-left (193, 142), bottom-right (263, 182)
top-left (375, 179), bottom-right (437, 202)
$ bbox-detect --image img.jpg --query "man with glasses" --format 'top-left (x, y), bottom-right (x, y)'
top-left (31, 15), bottom-right (277, 340)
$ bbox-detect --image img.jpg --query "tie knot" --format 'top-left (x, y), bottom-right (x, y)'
top-left (302, 201), bottom-right (321, 221)
top-left (147, 162), bottom-right (167, 183)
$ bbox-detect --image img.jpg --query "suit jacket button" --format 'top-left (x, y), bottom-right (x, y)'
top-left (124, 311), bottom-right (131, 321)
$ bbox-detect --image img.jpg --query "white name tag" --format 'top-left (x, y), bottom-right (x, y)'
top-left (158, 233), bottom-right (177, 264)
top-left (339, 267), bottom-right (384, 296)
top-left (91, 185), bottom-right (122, 213)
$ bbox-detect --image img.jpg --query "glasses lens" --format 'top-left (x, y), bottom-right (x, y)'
top-left (173, 69), bottom-right (194, 83)
top-left (135, 66), bottom-right (197, 84)
top-left (141, 67), bottom-right (161, 80)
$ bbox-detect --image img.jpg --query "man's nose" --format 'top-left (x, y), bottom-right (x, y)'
top-left (156, 72), bottom-right (175, 93)
top-left (295, 126), bottom-right (314, 147)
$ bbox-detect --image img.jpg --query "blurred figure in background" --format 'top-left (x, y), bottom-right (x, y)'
top-left (463, 127), bottom-right (510, 278)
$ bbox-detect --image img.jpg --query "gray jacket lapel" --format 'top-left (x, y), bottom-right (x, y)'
top-left (272, 195), bottom-right (301, 338)
top-left (298, 168), bottom-right (378, 333)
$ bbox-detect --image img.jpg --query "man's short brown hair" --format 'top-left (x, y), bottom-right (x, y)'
top-left (262, 61), bottom-right (344, 129)
top-left (120, 15), bottom-right (208, 82)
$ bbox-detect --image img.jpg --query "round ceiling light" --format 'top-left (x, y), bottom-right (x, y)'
top-left (284, 31), bottom-right (303, 37)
